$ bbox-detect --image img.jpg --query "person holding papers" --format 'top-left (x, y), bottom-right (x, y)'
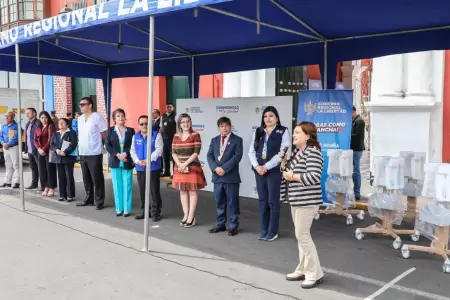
top-left (50, 118), bottom-right (78, 202)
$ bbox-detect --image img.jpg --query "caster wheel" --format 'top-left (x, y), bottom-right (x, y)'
top-left (314, 213), bottom-right (320, 220)
top-left (355, 229), bottom-right (364, 240)
top-left (393, 237), bottom-right (402, 250)
top-left (346, 215), bottom-right (353, 226)
top-left (401, 246), bottom-right (410, 259)
top-left (410, 234), bottom-right (420, 242)
top-left (357, 210), bottom-right (365, 221)
top-left (442, 264), bottom-right (450, 274)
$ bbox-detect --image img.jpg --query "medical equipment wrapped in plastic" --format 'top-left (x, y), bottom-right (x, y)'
top-left (325, 149), bottom-right (355, 208)
top-left (421, 163), bottom-right (441, 199)
top-left (385, 157), bottom-right (405, 190)
top-left (415, 163), bottom-right (450, 241)
top-left (368, 188), bottom-right (405, 225)
top-left (327, 149), bottom-right (342, 175)
top-left (368, 156), bottom-right (406, 225)
top-left (403, 152), bottom-right (426, 197)
top-left (372, 156), bottom-right (391, 187)
top-left (400, 151), bottom-right (414, 178)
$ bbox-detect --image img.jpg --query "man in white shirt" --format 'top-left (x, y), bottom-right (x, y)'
top-left (75, 97), bottom-right (108, 210)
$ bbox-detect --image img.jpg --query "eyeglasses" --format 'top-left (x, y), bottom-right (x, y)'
top-left (139, 123), bottom-right (148, 126)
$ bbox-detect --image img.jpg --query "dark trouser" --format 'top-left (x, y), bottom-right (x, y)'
top-left (137, 170), bottom-right (162, 216)
top-left (162, 137), bottom-right (173, 175)
top-left (214, 183), bottom-right (240, 229)
top-left (38, 153), bottom-right (57, 189)
top-left (80, 154), bottom-right (105, 206)
top-left (352, 151), bottom-right (363, 198)
top-left (28, 152), bottom-right (40, 188)
top-left (255, 170), bottom-right (282, 237)
top-left (57, 163), bottom-right (75, 198)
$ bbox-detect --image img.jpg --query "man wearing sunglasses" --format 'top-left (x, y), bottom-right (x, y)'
top-left (130, 115), bottom-right (164, 221)
top-left (75, 97), bottom-right (108, 210)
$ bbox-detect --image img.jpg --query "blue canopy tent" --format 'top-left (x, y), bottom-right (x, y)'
top-left (3, 0), bottom-right (450, 248)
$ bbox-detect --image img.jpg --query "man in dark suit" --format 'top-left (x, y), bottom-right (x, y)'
top-left (23, 108), bottom-right (41, 190)
top-left (160, 103), bottom-right (176, 178)
top-left (207, 117), bottom-right (243, 236)
top-left (152, 109), bottom-right (161, 130)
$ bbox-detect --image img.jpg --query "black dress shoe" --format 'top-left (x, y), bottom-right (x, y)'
top-left (0, 183), bottom-right (11, 188)
top-left (67, 198), bottom-right (74, 202)
top-left (76, 202), bottom-right (93, 207)
top-left (228, 228), bottom-right (239, 236)
top-left (152, 215), bottom-right (161, 222)
top-left (58, 197), bottom-right (66, 202)
top-left (96, 205), bottom-right (104, 210)
top-left (123, 213), bottom-right (131, 217)
top-left (117, 212), bottom-right (123, 217)
top-left (209, 226), bottom-right (226, 234)
top-left (12, 184), bottom-right (19, 189)
top-left (25, 185), bottom-right (37, 190)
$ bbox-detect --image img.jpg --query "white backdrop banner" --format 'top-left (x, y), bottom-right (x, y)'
top-left (176, 96), bottom-right (293, 199)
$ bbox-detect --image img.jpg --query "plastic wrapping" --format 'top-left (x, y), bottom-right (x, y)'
top-left (422, 163), bottom-right (441, 199)
top-left (372, 156), bottom-right (390, 187)
top-left (385, 157), bottom-right (405, 190)
top-left (435, 164), bottom-right (450, 203)
top-left (368, 188), bottom-right (405, 225)
top-left (400, 151), bottom-right (414, 178)
top-left (415, 202), bottom-right (450, 241)
top-left (325, 149), bottom-right (355, 208)
top-left (327, 149), bottom-right (342, 175)
top-left (411, 152), bottom-right (426, 181)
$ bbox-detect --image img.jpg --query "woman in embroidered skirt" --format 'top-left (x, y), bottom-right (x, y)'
top-left (172, 113), bottom-right (206, 228)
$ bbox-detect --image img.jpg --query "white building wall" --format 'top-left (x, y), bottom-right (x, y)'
top-left (223, 69), bottom-right (276, 98)
top-left (367, 51), bottom-right (444, 166)
top-left (0, 71), bottom-right (44, 99)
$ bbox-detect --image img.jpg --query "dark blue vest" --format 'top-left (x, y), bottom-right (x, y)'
top-left (134, 130), bottom-right (162, 172)
top-left (255, 126), bottom-right (287, 167)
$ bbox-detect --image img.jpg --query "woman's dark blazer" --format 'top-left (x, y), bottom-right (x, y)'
top-left (105, 126), bottom-right (135, 170)
top-left (50, 129), bottom-right (78, 164)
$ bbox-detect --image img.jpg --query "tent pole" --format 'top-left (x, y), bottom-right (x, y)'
top-left (323, 41), bottom-right (328, 90)
top-left (143, 15), bottom-right (155, 252)
top-left (15, 44), bottom-right (25, 211)
top-left (106, 67), bottom-right (111, 125)
top-left (191, 56), bottom-right (195, 98)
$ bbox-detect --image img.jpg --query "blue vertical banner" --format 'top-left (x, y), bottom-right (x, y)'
top-left (297, 90), bottom-right (353, 204)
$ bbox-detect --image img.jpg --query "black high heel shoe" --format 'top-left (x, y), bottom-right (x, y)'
top-left (180, 217), bottom-right (188, 227)
top-left (184, 217), bottom-right (196, 228)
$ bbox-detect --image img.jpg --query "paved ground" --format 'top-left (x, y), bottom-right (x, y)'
top-left (1, 164), bottom-right (450, 300)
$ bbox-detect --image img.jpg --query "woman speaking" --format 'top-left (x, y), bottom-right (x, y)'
top-left (248, 106), bottom-right (290, 242)
top-left (280, 121), bottom-right (324, 289)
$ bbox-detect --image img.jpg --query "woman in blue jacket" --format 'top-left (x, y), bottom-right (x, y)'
top-left (248, 106), bottom-right (291, 242)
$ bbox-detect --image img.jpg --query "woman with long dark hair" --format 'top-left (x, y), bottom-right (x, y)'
top-left (34, 111), bottom-right (57, 197)
top-left (50, 118), bottom-right (78, 202)
top-left (280, 121), bottom-right (324, 289)
top-left (248, 106), bottom-right (291, 241)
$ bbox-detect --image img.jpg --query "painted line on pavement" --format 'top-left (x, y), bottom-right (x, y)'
top-left (324, 267), bottom-right (449, 300)
top-left (363, 267), bottom-right (416, 300)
